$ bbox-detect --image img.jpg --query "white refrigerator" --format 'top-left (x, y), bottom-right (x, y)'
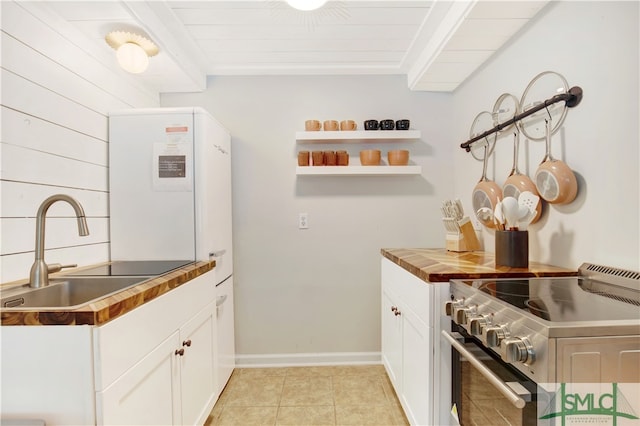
top-left (108, 107), bottom-right (235, 394)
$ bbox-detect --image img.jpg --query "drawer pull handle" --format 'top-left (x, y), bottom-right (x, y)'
top-left (183, 339), bottom-right (192, 347)
top-left (175, 348), bottom-right (185, 356)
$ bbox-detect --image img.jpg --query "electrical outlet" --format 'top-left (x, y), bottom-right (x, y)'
top-left (472, 218), bottom-right (482, 231)
top-left (299, 213), bottom-right (309, 229)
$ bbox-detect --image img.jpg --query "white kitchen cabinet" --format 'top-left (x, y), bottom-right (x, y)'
top-left (97, 332), bottom-right (182, 425)
top-left (179, 302), bottom-right (217, 425)
top-left (295, 130), bottom-right (422, 176)
top-left (96, 274), bottom-right (217, 426)
top-left (1, 269), bottom-right (225, 426)
top-left (401, 307), bottom-right (432, 425)
top-left (381, 288), bottom-right (403, 387)
top-left (381, 257), bottom-right (434, 426)
top-left (0, 326), bottom-right (96, 425)
top-left (381, 257), bottom-right (453, 426)
top-left (215, 276), bottom-right (235, 396)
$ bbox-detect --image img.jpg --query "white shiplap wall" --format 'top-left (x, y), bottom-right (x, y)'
top-left (0, 1), bottom-right (160, 283)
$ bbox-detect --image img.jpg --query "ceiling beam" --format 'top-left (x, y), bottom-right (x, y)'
top-left (406, 0), bottom-right (477, 91)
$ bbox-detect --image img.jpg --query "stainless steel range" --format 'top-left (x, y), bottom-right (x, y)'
top-left (441, 263), bottom-right (640, 425)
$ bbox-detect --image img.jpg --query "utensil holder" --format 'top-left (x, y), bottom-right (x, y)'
top-left (495, 230), bottom-right (528, 267)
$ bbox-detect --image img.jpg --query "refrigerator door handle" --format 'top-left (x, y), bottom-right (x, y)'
top-left (209, 249), bottom-right (227, 259)
top-left (216, 294), bottom-right (228, 307)
top-left (214, 144), bottom-right (229, 154)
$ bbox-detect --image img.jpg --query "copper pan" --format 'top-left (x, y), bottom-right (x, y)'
top-left (473, 144), bottom-right (502, 228)
top-left (503, 131), bottom-right (542, 223)
top-left (534, 118), bottom-right (577, 204)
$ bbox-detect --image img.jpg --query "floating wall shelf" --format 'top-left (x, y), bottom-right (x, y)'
top-left (296, 165), bottom-right (422, 176)
top-left (296, 130), bottom-right (421, 144)
top-left (295, 129), bottom-right (422, 176)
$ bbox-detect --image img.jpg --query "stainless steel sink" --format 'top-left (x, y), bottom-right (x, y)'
top-left (1, 276), bottom-right (153, 309)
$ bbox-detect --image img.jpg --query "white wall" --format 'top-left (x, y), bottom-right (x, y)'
top-left (0, 1), bottom-right (160, 283)
top-left (162, 75), bottom-right (454, 361)
top-left (451, 1), bottom-right (639, 271)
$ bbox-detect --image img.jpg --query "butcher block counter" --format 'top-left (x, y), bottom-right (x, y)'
top-left (1, 260), bottom-right (215, 326)
top-left (381, 248), bottom-right (576, 282)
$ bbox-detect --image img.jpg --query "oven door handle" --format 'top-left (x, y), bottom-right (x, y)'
top-left (442, 330), bottom-right (528, 409)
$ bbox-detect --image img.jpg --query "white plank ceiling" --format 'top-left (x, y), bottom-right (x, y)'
top-left (24, 0), bottom-right (549, 93)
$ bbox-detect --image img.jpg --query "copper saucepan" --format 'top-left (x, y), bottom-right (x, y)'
top-left (503, 131), bottom-right (542, 223)
top-left (534, 118), bottom-right (577, 204)
top-left (473, 144), bottom-right (503, 228)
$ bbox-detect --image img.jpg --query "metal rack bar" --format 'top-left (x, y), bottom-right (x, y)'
top-left (460, 86), bottom-right (583, 152)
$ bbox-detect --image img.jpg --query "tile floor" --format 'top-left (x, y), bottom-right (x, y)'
top-left (205, 365), bottom-right (409, 425)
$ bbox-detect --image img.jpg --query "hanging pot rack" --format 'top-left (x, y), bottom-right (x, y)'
top-left (461, 85), bottom-right (583, 152)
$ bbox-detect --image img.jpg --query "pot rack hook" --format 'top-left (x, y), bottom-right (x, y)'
top-left (482, 136), bottom-right (492, 158)
top-left (544, 102), bottom-right (553, 122)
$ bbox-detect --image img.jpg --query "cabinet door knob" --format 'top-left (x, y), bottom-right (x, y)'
top-left (183, 339), bottom-right (192, 347)
top-left (391, 306), bottom-right (398, 313)
top-left (394, 310), bottom-right (401, 316)
top-left (175, 348), bottom-right (185, 356)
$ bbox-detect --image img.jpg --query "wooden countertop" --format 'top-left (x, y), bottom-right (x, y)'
top-left (381, 248), bottom-right (576, 283)
top-left (1, 261), bottom-right (215, 326)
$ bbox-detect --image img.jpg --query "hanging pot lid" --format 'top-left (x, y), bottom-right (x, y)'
top-left (518, 71), bottom-right (569, 140)
top-left (492, 93), bottom-right (520, 134)
top-left (469, 111), bottom-right (497, 161)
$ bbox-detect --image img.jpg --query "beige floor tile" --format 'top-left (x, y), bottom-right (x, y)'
top-left (333, 375), bottom-right (390, 405)
top-left (215, 406), bottom-right (278, 426)
top-left (237, 367), bottom-right (289, 377)
top-left (328, 365), bottom-right (386, 377)
top-left (208, 366), bottom-right (408, 425)
top-left (223, 375), bottom-right (285, 406)
top-left (380, 374), bottom-right (403, 408)
top-left (204, 399), bottom-right (224, 425)
top-left (281, 376), bottom-right (334, 405)
top-left (335, 405), bottom-right (408, 425)
top-left (285, 366), bottom-right (334, 377)
top-left (276, 405), bottom-right (336, 425)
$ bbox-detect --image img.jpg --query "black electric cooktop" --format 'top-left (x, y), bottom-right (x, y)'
top-left (66, 260), bottom-right (193, 277)
top-left (456, 277), bottom-right (640, 323)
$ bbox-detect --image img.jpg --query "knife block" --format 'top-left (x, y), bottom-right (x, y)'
top-left (446, 217), bottom-right (480, 252)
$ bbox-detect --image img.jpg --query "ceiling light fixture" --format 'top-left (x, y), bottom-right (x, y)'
top-left (105, 31), bottom-right (159, 74)
top-left (286, 0), bottom-right (328, 11)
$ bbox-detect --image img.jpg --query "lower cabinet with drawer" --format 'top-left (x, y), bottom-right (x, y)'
top-left (1, 268), bottom-right (230, 425)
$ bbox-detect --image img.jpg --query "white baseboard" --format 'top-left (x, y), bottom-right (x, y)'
top-left (235, 352), bottom-right (381, 368)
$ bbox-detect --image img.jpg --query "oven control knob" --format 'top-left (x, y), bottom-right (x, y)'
top-left (484, 325), bottom-right (510, 347)
top-left (468, 315), bottom-right (491, 336)
top-left (500, 337), bottom-right (535, 365)
top-left (453, 305), bottom-right (476, 325)
top-left (444, 298), bottom-right (464, 316)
